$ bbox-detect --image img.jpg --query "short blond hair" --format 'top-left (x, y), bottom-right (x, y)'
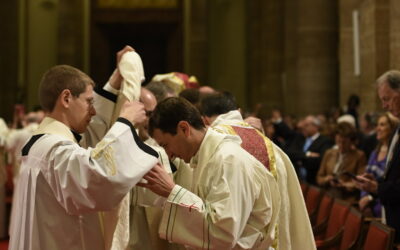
top-left (39, 65), bottom-right (94, 112)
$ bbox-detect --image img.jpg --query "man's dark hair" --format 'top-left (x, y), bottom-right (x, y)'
top-left (179, 88), bottom-right (200, 105)
top-left (149, 97), bottom-right (205, 136)
top-left (199, 91), bottom-right (238, 117)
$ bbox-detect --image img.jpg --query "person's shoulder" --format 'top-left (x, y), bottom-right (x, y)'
top-left (324, 147), bottom-right (337, 155)
top-left (216, 140), bottom-right (263, 168)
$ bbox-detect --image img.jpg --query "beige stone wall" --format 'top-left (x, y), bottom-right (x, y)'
top-left (247, 0), bottom-right (284, 114)
top-left (339, 0), bottom-right (392, 114)
top-left (57, 0), bottom-right (87, 71)
top-left (183, 0), bottom-right (208, 85)
top-left (284, 0), bottom-right (339, 116)
top-left (3, 0), bottom-right (400, 121)
top-left (208, 0), bottom-right (247, 108)
top-left (283, 0), bottom-right (300, 116)
top-left (338, 0), bottom-right (363, 108)
top-left (247, 0), bottom-right (338, 117)
top-left (390, 0), bottom-right (400, 69)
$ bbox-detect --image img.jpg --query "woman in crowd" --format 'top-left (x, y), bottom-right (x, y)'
top-left (357, 112), bottom-right (399, 216)
top-left (317, 121), bottom-right (366, 202)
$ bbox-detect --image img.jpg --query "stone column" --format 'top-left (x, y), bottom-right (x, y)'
top-left (247, 0), bottom-right (284, 115)
top-left (207, 0), bottom-right (247, 108)
top-left (389, 0), bottom-right (400, 69)
top-left (183, 0), bottom-right (208, 84)
top-left (57, 0), bottom-right (88, 71)
top-left (25, 0), bottom-right (58, 110)
top-left (359, 0), bottom-right (389, 112)
top-left (338, 0), bottom-right (363, 108)
top-left (287, 0), bottom-right (339, 116)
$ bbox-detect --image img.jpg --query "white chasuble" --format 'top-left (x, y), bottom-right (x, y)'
top-left (211, 110), bottom-right (316, 250)
top-left (159, 128), bottom-right (281, 249)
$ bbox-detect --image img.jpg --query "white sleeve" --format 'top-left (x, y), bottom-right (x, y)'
top-left (158, 159), bottom-right (276, 249)
top-left (42, 119), bottom-right (158, 214)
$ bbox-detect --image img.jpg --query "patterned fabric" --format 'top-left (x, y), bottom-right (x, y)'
top-left (232, 126), bottom-right (269, 169)
top-left (366, 150), bottom-right (387, 179)
top-left (361, 150), bottom-right (386, 217)
top-left (213, 123), bottom-right (278, 180)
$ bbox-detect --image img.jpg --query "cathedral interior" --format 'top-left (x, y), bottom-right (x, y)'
top-left (0, 0), bottom-right (399, 122)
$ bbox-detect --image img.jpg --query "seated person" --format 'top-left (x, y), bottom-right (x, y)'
top-left (316, 122), bottom-right (366, 202)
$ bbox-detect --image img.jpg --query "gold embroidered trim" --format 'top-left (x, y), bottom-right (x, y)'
top-left (90, 139), bottom-right (117, 176)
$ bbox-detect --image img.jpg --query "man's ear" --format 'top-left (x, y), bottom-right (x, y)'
top-left (60, 89), bottom-right (72, 108)
top-left (177, 121), bottom-right (190, 137)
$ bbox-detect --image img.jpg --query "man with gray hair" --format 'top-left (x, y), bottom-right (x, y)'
top-left (357, 70), bottom-right (400, 244)
top-left (285, 115), bottom-right (333, 184)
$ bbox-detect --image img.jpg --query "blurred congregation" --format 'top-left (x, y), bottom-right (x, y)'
top-left (1, 0), bottom-right (400, 249)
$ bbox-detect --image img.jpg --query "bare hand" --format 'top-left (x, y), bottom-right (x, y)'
top-left (119, 100), bottom-right (146, 125)
top-left (244, 116), bottom-right (264, 133)
top-left (329, 179), bottom-right (341, 187)
top-left (339, 179), bottom-right (355, 191)
top-left (307, 152), bottom-right (320, 158)
top-left (356, 175), bottom-right (378, 193)
top-left (117, 45), bottom-right (134, 65)
top-left (137, 164), bottom-right (175, 198)
top-left (359, 196), bottom-right (372, 211)
top-left (108, 69), bottom-right (123, 90)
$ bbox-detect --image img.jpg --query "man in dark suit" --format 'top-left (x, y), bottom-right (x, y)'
top-left (357, 70), bottom-right (400, 244)
top-left (279, 115), bottom-right (333, 184)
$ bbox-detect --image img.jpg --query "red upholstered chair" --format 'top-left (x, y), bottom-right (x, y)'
top-left (305, 185), bottom-right (323, 222)
top-left (363, 221), bottom-right (395, 250)
top-left (338, 207), bottom-right (363, 250)
top-left (300, 181), bottom-right (309, 198)
top-left (315, 199), bottom-right (350, 247)
top-left (312, 193), bottom-right (334, 233)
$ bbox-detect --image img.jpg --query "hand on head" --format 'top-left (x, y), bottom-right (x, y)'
top-left (119, 100), bottom-right (146, 125)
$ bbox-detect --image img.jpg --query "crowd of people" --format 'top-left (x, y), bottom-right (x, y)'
top-left (0, 46), bottom-right (399, 249)
top-left (256, 73), bottom-right (400, 245)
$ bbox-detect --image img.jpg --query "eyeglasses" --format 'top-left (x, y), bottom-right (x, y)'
top-left (72, 95), bottom-right (94, 109)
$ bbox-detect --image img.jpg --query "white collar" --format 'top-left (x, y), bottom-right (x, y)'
top-left (34, 117), bottom-right (77, 143)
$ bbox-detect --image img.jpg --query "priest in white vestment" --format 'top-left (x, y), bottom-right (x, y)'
top-left (139, 97), bottom-right (281, 250)
top-left (9, 64), bottom-right (159, 250)
top-left (199, 92), bottom-right (316, 250)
